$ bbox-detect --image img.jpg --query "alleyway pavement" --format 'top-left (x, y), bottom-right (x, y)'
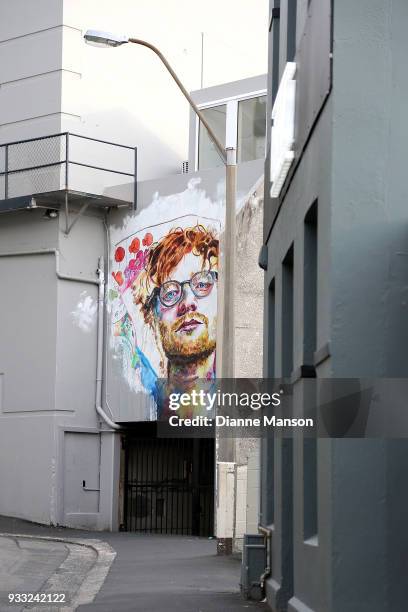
top-left (0, 535), bottom-right (69, 611)
top-left (0, 516), bottom-right (269, 612)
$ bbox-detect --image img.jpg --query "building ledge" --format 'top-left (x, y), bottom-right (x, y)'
top-left (0, 189), bottom-right (132, 214)
top-left (0, 132), bottom-right (137, 212)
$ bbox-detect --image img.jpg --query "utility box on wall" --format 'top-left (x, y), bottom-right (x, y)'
top-left (216, 462), bottom-right (236, 554)
top-left (240, 533), bottom-right (266, 601)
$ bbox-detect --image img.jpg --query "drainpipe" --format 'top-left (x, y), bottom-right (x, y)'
top-left (95, 256), bottom-right (120, 430)
top-left (0, 248), bottom-right (120, 430)
top-left (258, 524), bottom-right (272, 588)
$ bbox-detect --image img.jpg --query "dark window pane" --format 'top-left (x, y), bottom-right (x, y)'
top-left (237, 96), bottom-right (267, 163)
top-left (198, 105), bottom-right (226, 170)
top-left (282, 244), bottom-right (294, 378)
top-left (303, 201), bottom-right (318, 364)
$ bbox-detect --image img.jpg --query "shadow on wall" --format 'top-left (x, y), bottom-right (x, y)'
top-left (64, 105), bottom-right (187, 195)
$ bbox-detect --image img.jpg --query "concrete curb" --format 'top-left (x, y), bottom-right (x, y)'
top-left (0, 533), bottom-right (116, 611)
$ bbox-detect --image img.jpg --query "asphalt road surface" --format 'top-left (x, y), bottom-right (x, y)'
top-left (0, 517), bottom-right (268, 612)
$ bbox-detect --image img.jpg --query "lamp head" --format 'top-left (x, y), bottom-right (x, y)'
top-left (84, 30), bottom-right (129, 48)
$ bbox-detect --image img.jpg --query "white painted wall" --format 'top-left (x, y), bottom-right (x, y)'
top-left (0, 0), bottom-right (268, 180)
top-left (0, 0), bottom-right (64, 143)
top-left (216, 462), bottom-right (236, 542)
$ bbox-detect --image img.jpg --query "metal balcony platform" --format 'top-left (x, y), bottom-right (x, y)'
top-left (0, 189), bottom-right (132, 213)
top-left (0, 132), bottom-right (137, 218)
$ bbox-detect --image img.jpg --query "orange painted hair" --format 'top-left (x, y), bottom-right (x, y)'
top-left (133, 224), bottom-right (219, 320)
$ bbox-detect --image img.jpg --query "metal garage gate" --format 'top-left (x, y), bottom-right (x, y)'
top-left (124, 437), bottom-right (214, 536)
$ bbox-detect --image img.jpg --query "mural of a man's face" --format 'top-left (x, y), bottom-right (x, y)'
top-left (153, 252), bottom-right (217, 362)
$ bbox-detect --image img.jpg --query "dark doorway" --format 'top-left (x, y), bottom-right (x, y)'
top-left (124, 433), bottom-right (214, 536)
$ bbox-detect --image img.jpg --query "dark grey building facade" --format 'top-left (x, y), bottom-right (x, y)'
top-left (260, 1), bottom-right (408, 611)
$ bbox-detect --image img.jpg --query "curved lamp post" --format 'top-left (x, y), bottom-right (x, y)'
top-left (84, 30), bottom-right (236, 379)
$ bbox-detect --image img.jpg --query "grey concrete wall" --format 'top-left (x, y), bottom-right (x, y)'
top-left (262, 1), bottom-right (408, 611)
top-left (235, 179), bottom-right (264, 379)
top-left (330, 0), bottom-right (408, 378)
top-left (0, 212), bottom-right (59, 524)
top-left (54, 208), bottom-right (120, 530)
top-left (326, 2), bottom-right (408, 610)
top-left (263, 1), bottom-right (334, 608)
top-left (0, 206), bottom-right (120, 530)
top-left (233, 178), bottom-right (264, 552)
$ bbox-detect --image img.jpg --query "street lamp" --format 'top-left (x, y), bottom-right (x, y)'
top-left (84, 29), bottom-right (236, 379)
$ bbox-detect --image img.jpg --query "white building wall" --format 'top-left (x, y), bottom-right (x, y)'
top-left (0, 0), bottom-right (268, 180)
top-left (0, 0), bottom-right (65, 142)
top-left (61, 0), bottom-right (267, 180)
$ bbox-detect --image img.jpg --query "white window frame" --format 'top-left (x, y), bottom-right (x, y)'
top-left (194, 88), bottom-right (267, 171)
top-left (270, 62), bottom-right (297, 198)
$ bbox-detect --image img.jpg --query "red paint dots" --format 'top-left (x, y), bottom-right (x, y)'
top-left (129, 237), bottom-right (140, 253)
top-left (115, 246), bottom-right (125, 262)
top-left (143, 232), bottom-right (153, 247)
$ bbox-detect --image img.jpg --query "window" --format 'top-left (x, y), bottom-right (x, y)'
top-left (303, 436), bottom-right (318, 540)
top-left (287, 0), bottom-right (297, 62)
top-left (268, 279), bottom-right (276, 378)
top-left (237, 96), bottom-right (267, 163)
top-left (303, 379), bottom-right (318, 541)
top-left (261, 279), bottom-right (276, 526)
top-left (198, 105), bottom-right (226, 170)
top-left (261, 435), bottom-right (275, 526)
top-left (303, 201), bottom-right (318, 364)
top-left (196, 93), bottom-right (267, 170)
top-left (270, 62), bottom-right (296, 198)
top-left (303, 202), bottom-right (318, 541)
top-left (282, 244), bottom-right (294, 378)
top-left (270, 2), bottom-right (281, 106)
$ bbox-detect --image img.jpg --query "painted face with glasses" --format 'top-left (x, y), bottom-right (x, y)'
top-left (150, 252), bottom-right (218, 362)
top-left (152, 269), bottom-right (217, 309)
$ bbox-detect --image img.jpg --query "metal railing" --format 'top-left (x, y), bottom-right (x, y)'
top-left (0, 132), bottom-right (137, 207)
